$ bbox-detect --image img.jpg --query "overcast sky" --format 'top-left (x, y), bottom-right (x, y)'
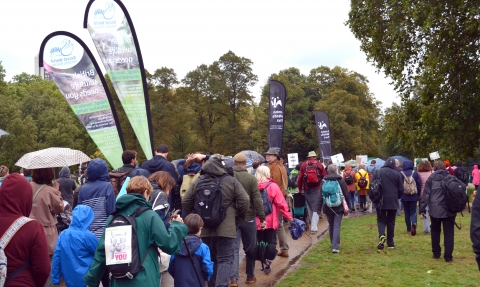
top-left (1, 0), bottom-right (400, 110)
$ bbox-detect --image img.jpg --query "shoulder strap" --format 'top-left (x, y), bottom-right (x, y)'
top-left (274, 163), bottom-right (287, 191)
top-left (262, 181), bottom-right (273, 191)
top-left (152, 190), bottom-right (166, 209)
top-left (32, 184), bottom-right (47, 203)
top-left (130, 206), bottom-right (152, 217)
top-left (400, 171), bottom-right (408, 180)
top-left (0, 217), bottom-right (32, 249)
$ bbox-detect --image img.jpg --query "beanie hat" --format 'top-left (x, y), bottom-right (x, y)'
top-left (444, 160), bottom-right (450, 167)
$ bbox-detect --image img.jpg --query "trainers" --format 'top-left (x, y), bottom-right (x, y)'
top-left (388, 245), bottom-right (396, 249)
top-left (332, 249), bottom-right (340, 253)
top-left (310, 230), bottom-right (317, 234)
top-left (377, 235), bottom-right (386, 250)
top-left (277, 251), bottom-right (289, 257)
top-left (246, 276), bottom-right (257, 284)
top-left (230, 279), bottom-right (238, 287)
top-left (411, 223), bottom-right (416, 236)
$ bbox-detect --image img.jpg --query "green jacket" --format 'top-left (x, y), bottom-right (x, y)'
top-left (182, 157), bottom-right (250, 238)
top-left (83, 193), bottom-right (188, 287)
top-left (233, 166), bottom-right (265, 222)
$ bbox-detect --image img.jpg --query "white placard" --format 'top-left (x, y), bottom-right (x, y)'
top-left (356, 155), bottom-right (368, 166)
top-left (105, 225), bottom-right (133, 265)
top-left (429, 152), bottom-right (440, 160)
top-left (331, 153), bottom-right (344, 164)
top-left (288, 153), bottom-right (299, 169)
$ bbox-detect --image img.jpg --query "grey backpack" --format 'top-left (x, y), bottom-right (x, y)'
top-left (0, 217), bottom-right (32, 287)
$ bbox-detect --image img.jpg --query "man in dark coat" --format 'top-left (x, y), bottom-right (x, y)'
top-left (375, 157), bottom-right (404, 251)
top-left (471, 183), bottom-right (480, 270)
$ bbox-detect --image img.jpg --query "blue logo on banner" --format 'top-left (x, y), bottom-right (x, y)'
top-left (94, 2), bottom-right (115, 20)
top-left (50, 40), bottom-right (74, 57)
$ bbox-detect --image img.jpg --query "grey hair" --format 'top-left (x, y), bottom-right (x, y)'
top-left (327, 164), bottom-right (338, 175)
top-left (255, 166), bottom-right (270, 182)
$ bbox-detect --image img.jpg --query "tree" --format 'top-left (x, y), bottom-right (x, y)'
top-left (347, 0), bottom-right (480, 158)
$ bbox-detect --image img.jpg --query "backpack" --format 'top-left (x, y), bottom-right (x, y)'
top-left (368, 170), bottom-right (383, 204)
top-left (109, 168), bottom-right (134, 196)
top-left (258, 182), bottom-right (273, 216)
top-left (304, 162), bottom-right (322, 188)
top-left (344, 171), bottom-right (354, 185)
top-left (193, 174), bottom-right (232, 229)
top-left (105, 206), bottom-right (153, 280)
top-left (321, 180), bottom-right (342, 208)
top-left (441, 175), bottom-right (468, 215)
top-left (401, 171), bottom-right (418, 195)
top-left (455, 167), bottom-right (469, 185)
top-left (180, 173), bottom-right (200, 199)
top-left (357, 172), bottom-right (368, 189)
top-left (0, 217), bottom-right (32, 287)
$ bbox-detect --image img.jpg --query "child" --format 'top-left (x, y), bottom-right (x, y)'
top-left (51, 205), bottom-right (98, 287)
top-left (168, 214), bottom-right (213, 286)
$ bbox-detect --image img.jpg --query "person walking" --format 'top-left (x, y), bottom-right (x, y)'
top-left (229, 153), bottom-right (265, 286)
top-left (400, 160), bottom-right (421, 235)
top-left (319, 164), bottom-right (349, 253)
top-left (57, 166), bottom-right (76, 206)
top-left (355, 164), bottom-right (370, 212)
top-left (343, 164), bottom-right (357, 212)
top-left (375, 157), bottom-right (404, 251)
top-left (419, 160), bottom-right (456, 262)
top-left (0, 174), bottom-right (51, 287)
top-left (297, 151), bottom-right (327, 234)
top-left (417, 160), bottom-right (433, 233)
top-left (471, 181), bottom-right (480, 270)
top-left (472, 164), bottom-right (480, 190)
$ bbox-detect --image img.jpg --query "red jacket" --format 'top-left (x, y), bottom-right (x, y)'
top-left (297, 159), bottom-right (327, 190)
top-left (0, 174), bottom-right (50, 287)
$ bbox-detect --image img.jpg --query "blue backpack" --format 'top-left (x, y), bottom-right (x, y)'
top-left (322, 180), bottom-right (342, 208)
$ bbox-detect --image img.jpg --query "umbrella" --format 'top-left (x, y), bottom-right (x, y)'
top-left (240, 150), bottom-right (265, 163)
top-left (343, 159), bottom-right (357, 167)
top-left (368, 158), bottom-right (385, 169)
top-left (391, 155), bottom-right (410, 163)
top-left (15, 147), bottom-right (91, 169)
top-left (0, 129), bottom-right (9, 137)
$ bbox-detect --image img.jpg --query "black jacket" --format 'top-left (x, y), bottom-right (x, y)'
top-left (470, 187), bottom-right (480, 270)
top-left (317, 174), bottom-right (349, 215)
top-left (375, 157), bottom-right (403, 210)
top-left (419, 170), bottom-right (451, 218)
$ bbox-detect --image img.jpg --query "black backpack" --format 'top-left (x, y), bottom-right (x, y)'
top-left (441, 175), bottom-right (468, 214)
top-left (368, 170), bottom-right (383, 205)
top-left (193, 174), bottom-right (232, 229)
top-left (105, 206), bottom-right (154, 280)
top-left (455, 167), bottom-right (469, 185)
top-left (344, 171), bottom-right (354, 185)
top-left (258, 182), bottom-right (273, 216)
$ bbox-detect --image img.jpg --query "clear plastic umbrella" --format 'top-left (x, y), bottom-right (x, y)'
top-left (15, 147), bottom-right (91, 169)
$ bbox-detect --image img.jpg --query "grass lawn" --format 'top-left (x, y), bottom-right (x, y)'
top-left (277, 213), bottom-right (479, 287)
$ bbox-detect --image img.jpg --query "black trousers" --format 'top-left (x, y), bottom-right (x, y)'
top-left (430, 215), bottom-right (455, 261)
top-left (376, 209), bottom-right (397, 247)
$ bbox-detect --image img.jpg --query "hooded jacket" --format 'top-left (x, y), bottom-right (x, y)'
top-left (51, 205), bottom-right (98, 287)
top-left (400, 160), bottom-right (421, 202)
top-left (375, 157), bottom-right (404, 210)
top-left (78, 158), bottom-right (116, 238)
top-left (168, 235), bottom-right (213, 286)
top-left (355, 168), bottom-right (370, 195)
top-left (182, 157), bottom-right (250, 238)
top-left (473, 165), bottom-right (480, 185)
top-left (234, 166), bottom-right (265, 222)
top-left (343, 164), bottom-right (357, 192)
top-left (57, 166), bottom-right (76, 206)
top-left (318, 173), bottom-right (349, 215)
top-left (149, 180), bottom-right (170, 229)
top-left (83, 193), bottom-right (188, 287)
top-left (470, 186), bottom-right (480, 270)
top-left (140, 155), bottom-right (178, 182)
top-left (0, 174), bottom-right (50, 287)
top-left (255, 180), bottom-right (292, 230)
top-left (419, 170), bottom-right (452, 218)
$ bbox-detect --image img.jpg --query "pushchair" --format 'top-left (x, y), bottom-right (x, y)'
top-left (292, 193), bottom-right (309, 231)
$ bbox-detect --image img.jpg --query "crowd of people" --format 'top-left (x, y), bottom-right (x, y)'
top-left (1, 147), bottom-right (480, 287)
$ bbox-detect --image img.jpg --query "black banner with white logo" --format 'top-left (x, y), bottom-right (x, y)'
top-left (268, 80), bottom-right (286, 157)
top-left (314, 111), bottom-right (332, 164)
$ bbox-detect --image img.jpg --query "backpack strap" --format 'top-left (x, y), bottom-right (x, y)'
top-left (0, 217), bottom-right (32, 249)
top-left (274, 163), bottom-right (288, 192)
top-left (32, 184), bottom-right (47, 203)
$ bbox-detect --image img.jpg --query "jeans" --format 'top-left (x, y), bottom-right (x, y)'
top-left (349, 191), bottom-right (356, 210)
top-left (377, 209), bottom-right (397, 247)
top-left (204, 236), bottom-right (235, 287)
top-left (230, 220), bottom-right (256, 280)
top-left (326, 213), bottom-right (344, 250)
top-left (430, 216), bottom-right (455, 261)
top-left (359, 195), bottom-right (367, 210)
top-left (397, 199), bottom-right (403, 216)
top-left (402, 201), bottom-right (417, 232)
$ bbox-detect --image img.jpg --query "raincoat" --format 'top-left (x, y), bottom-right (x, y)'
top-left (57, 166), bottom-right (76, 206)
top-left (83, 193), bottom-right (188, 287)
top-left (51, 205), bottom-right (98, 287)
top-left (473, 165), bottom-right (480, 186)
top-left (255, 180), bottom-right (292, 230)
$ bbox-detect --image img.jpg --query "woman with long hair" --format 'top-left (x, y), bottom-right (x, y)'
top-left (148, 171), bottom-right (176, 228)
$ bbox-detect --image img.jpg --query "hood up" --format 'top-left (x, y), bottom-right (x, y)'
top-left (86, 158), bottom-right (110, 182)
top-left (402, 160), bottom-right (414, 171)
top-left (0, 174), bottom-right (33, 216)
top-left (59, 166), bottom-right (70, 179)
top-left (201, 157), bottom-right (228, 177)
top-left (383, 157), bottom-right (397, 169)
top-left (70, 205), bottom-right (94, 230)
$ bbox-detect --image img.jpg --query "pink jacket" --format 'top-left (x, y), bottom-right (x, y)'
top-left (417, 171), bottom-right (432, 200)
top-left (255, 179), bottom-right (292, 230)
top-left (473, 165), bottom-right (480, 185)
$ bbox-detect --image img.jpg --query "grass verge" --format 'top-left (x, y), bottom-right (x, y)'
top-left (277, 213), bottom-right (479, 287)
